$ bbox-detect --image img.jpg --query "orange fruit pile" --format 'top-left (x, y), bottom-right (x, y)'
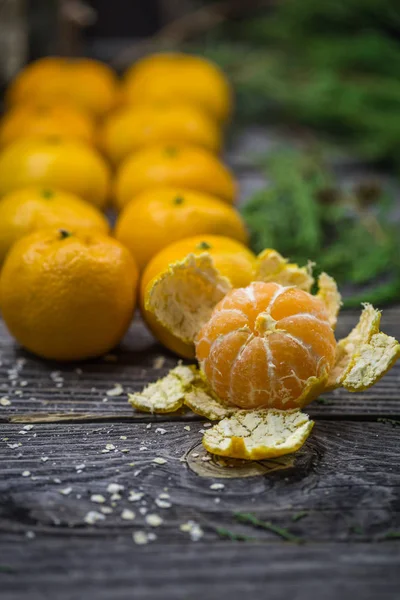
top-left (196, 281), bottom-right (336, 409)
top-left (0, 52), bottom-right (242, 362)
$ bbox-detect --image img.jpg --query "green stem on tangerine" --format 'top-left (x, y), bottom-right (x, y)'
top-left (59, 229), bottom-right (72, 240)
top-left (196, 241), bottom-right (212, 250)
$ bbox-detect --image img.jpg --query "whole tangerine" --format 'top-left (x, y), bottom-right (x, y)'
top-left (115, 187), bottom-right (248, 271)
top-left (7, 57), bottom-right (118, 118)
top-left (0, 103), bottom-right (95, 148)
top-left (0, 229), bottom-right (138, 361)
top-left (122, 52), bottom-right (232, 122)
top-left (115, 144), bottom-right (236, 210)
top-left (0, 187), bottom-right (109, 265)
top-left (0, 138), bottom-right (110, 209)
top-left (101, 103), bottom-right (222, 165)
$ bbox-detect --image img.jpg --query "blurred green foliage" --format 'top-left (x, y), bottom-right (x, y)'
top-left (241, 149), bottom-right (400, 306)
top-left (190, 0), bottom-right (400, 164)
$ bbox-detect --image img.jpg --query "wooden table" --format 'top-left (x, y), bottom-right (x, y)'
top-left (1, 133), bottom-right (400, 599)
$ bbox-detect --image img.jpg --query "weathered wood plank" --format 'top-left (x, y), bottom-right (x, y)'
top-left (1, 308), bottom-right (400, 422)
top-left (1, 421), bottom-right (399, 543)
top-left (1, 535), bottom-right (399, 600)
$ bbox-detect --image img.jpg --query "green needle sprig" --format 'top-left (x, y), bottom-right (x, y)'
top-left (240, 148), bottom-right (400, 306)
top-left (235, 512), bottom-right (303, 543)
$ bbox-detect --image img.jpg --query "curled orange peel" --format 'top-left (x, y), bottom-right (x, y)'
top-left (184, 386), bottom-right (237, 420)
top-left (327, 303), bottom-right (400, 392)
top-left (128, 364), bottom-right (198, 413)
top-left (145, 253), bottom-right (231, 344)
top-left (255, 248), bottom-right (315, 292)
top-left (316, 272), bottom-right (342, 328)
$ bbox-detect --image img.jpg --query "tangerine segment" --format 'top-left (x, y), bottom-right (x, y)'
top-left (145, 253), bottom-right (232, 344)
top-left (195, 308), bottom-right (249, 359)
top-left (196, 281), bottom-right (336, 410)
top-left (206, 330), bottom-right (250, 403)
top-left (269, 286), bottom-right (329, 321)
top-left (215, 282), bottom-right (280, 328)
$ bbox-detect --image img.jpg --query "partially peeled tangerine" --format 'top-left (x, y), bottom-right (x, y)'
top-left (132, 249), bottom-right (399, 460)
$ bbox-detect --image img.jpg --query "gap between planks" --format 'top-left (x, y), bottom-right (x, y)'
top-left (1, 411), bottom-right (400, 425)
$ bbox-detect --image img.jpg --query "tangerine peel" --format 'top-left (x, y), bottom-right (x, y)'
top-left (128, 364), bottom-right (197, 413)
top-left (145, 253), bottom-right (232, 343)
top-left (255, 249), bottom-right (314, 292)
top-left (316, 272), bottom-right (342, 328)
top-left (327, 303), bottom-right (400, 390)
top-left (202, 409), bottom-right (314, 460)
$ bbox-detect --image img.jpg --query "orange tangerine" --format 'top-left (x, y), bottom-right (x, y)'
top-left (122, 53), bottom-right (232, 123)
top-left (5, 57), bottom-right (62, 105)
top-left (0, 228), bottom-right (138, 361)
top-left (0, 187), bottom-right (109, 265)
top-left (196, 281), bottom-right (337, 410)
top-left (0, 103), bottom-right (95, 148)
top-left (7, 57), bottom-right (118, 118)
top-left (114, 187), bottom-right (248, 271)
top-left (115, 144), bottom-right (236, 210)
top-left (0, 138), bottom-right (110, 209)
top-left (101, 103), bottom-right (222, 165)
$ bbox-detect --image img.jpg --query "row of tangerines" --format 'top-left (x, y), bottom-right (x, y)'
top-left (0, 53), bottom-right (255, 362)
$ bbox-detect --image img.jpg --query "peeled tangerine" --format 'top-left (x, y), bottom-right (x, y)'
top-left (196, 282), bottom-right (336, 410)
top-left (132, 249), bottom-right (400, 460)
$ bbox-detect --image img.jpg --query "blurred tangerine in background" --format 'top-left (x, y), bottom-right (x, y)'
top-left (0, 102), bottom-right (96, 148)
top-left (0, 137), bottom-right (111, 209)
top-left (121, 53), bottom-right (233, 123)
top-left (114, 144), bottom-right (236, 210)
top-left (6, 57), bottom-right (119, 119)
top-left (100, 103), bottom-right (222, 165)
top-left (0, 186), bottom-right (109, 265)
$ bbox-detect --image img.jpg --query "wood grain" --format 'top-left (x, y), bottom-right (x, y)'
top-left (1, 420), bottom-right (400, 542)
top-left (1, 535), bottom-right (399, 600)
top-left (1, 307), bottom-right (400, 422)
